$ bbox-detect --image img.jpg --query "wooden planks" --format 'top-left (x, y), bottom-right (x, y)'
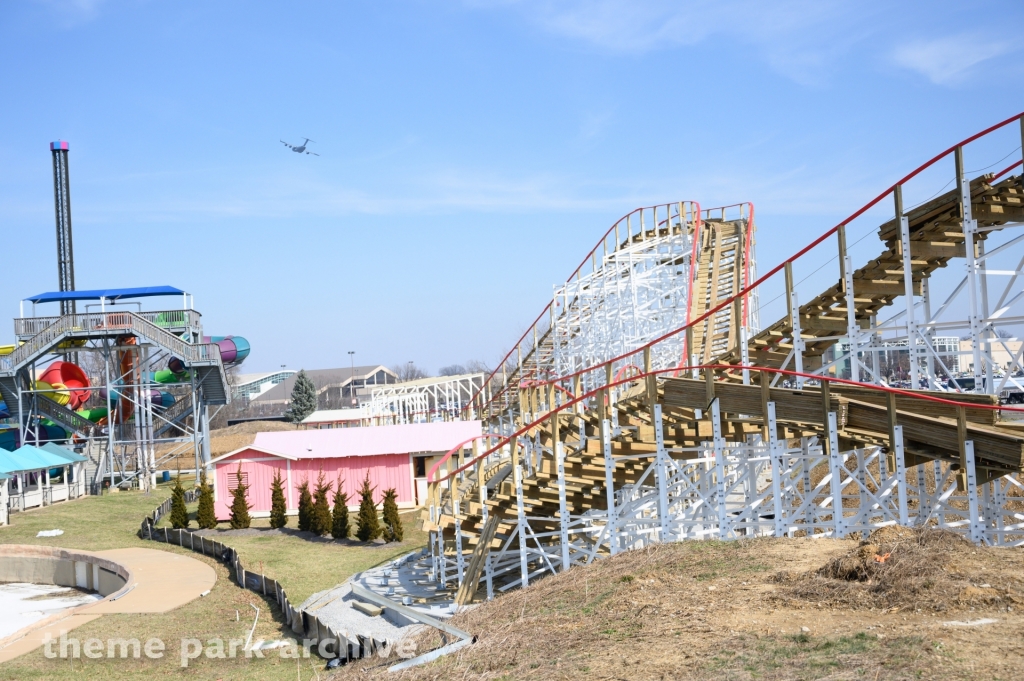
top-left (715, 173), bottom-right (1024, 372)
top-left (828, 383), bottom-right (999, 426)
top-left (843, 397), bottom-right (1024, 470)
top-left (661, 377), bottom-right (849, 429)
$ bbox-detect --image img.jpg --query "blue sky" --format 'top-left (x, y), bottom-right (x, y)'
top-left (1, 1), bottom-right (1022, 374)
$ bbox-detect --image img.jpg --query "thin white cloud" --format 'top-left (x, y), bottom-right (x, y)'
top-left (465, 0), bottom-right (871, 85)
top-left (35, 0), bottom-right (108, 26)
top-left (892, 34), bottom-right (1016, 85)
top-left (12, 153), bottom-right (886, 227)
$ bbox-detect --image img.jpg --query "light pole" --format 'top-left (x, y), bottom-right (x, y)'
top-left (348, 351), bottom-right (356, 406)
top-left (278, 364), bottom-right (286, 416)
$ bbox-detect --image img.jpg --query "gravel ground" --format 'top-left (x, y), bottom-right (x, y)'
top-left (300, 584), bottom-right (416, 645)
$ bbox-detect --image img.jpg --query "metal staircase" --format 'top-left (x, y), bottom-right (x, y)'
top-left (0, 310), bottom-right (230, 409)
top-left (35, 396), bottom-right (97, 435)
top-left (153, 393), bottom-right (194, 437)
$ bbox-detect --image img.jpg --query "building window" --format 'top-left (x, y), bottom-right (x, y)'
top-left (415, 457), bottom-right (426, 478)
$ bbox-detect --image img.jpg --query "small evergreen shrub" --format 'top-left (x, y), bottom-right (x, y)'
top-left (311, 469), bottom-right (333, 536)
top-left (196, 469), bottom-right (217, 530)
top-left (170, 473), bottom-right (189, 529)
top-left (381, 488), bottom-right (403, 542)
top-left (228, 463), bottom-right (251, 530)
top-left (331, 476), bottom-right (349, 540)
top-left (269, 468), bottom-right (288, 529)
top-left (297, 478), bottom-right (313, 532)
top-left (355, 471), bottom-right (381, 541)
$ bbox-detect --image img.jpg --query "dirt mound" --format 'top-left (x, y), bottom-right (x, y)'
top-left (210, 420), bottom-right (299, 438)
top-left (327, 536), bottom-right (1024, 681)
top-left (781, 527), bottom-right (1022, 612)
top-left (205, 421), bottom-right (298, 457)
top-left (157, 420), bottom-right (299, 466)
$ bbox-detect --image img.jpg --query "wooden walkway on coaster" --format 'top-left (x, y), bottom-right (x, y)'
top-left (688, 219), bottom-right (749, 362)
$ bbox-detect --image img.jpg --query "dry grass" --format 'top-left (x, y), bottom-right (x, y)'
top-left (331, 535), bottom-right (1024, 681)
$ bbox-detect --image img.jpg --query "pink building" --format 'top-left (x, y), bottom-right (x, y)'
top-left (209, 420), bottom-right (481, 520)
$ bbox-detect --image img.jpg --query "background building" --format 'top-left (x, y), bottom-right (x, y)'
top-left (250, 366), bottom-right (397, 412)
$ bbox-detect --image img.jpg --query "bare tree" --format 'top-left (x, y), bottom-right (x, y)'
top-left (392, 362), bottom-right (430, 382)
top-left (439, 360), bottom-right (489, 377)
top-left (464, 359), bottom-right (490, 374)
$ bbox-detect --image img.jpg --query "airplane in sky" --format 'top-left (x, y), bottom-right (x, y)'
top-left (281, 138), bottom-right (319, 155)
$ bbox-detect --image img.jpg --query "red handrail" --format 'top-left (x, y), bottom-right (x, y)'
top-left (431, 361), bottom-right (1024, 485)
top-left (484, 114), bottom-right (1024, 399)
top-left (429, 112), bottom-right (1024, 496)
top-left (613, 364), bottom-right (642, 382)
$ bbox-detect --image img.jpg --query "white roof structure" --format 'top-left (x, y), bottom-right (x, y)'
top-left (232, 370), bottom-right (296, 400)
top-left (368, 373), bottom-right (484, 425)
top-left (301, 407), bottom-right (370, 424)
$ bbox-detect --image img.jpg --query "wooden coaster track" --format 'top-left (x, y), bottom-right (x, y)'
top-left (427, 113), bottom-right (1024, 604)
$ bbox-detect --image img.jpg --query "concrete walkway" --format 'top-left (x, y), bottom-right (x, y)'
top-left (0, 547), bottom-right (216, 663)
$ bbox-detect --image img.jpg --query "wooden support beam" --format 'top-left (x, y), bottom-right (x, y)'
top-left (958, 405), bottom-right (968, 491)
top-left (886, 391), bottom-right (898, 472)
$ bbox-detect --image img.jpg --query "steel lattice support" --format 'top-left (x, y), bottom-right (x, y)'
top-left (430, 395), bottom-right (1024, 600)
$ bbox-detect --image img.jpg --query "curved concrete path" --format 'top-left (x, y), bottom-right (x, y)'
top-left (0, 547), bottom-right (216, 663)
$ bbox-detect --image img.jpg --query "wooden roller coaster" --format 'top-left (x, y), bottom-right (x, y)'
top-left (424, 114), bottom-right (1024, 605)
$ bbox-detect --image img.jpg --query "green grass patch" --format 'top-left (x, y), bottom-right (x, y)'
top-left (0, 484), bottom-right (429, 678)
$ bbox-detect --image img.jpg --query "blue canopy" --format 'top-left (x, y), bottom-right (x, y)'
top-left (41, 442), bottom-right (88, 463)
top-left (0, 445), bottom-right (71, 474)
top-left (25, 286), bottom-right (185, 304)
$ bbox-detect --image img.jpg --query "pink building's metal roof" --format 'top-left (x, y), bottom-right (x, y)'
top-left (250, 420), bottom-right (482, 459)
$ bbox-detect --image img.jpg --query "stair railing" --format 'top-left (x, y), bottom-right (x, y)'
top-left (153, 394), bottom-right (194, 436)
top-left (1, 311), bottom-right (223, 373)
top-left (14, 309), bottom-right (202, 339)
top-left (35, 395), bottom-right (97, 434)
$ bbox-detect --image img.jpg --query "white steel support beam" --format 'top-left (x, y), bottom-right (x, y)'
top-left (654, 404), bottom-right (670, 541)
top-left (602, 418), bottom-right (618, 555)
top-left (556, 441), bottom-right (570, 571)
